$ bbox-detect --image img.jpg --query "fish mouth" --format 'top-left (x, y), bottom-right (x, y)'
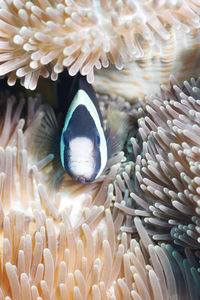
top-left (76, 176), bottom-right (88, 184)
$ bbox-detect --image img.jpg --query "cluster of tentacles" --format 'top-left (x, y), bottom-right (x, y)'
top-left (0, 0), bottom-right (200, 90)
top-left (112, 76), bottom-right (200, 299)
top-left (0, 75), bottom-right (200, 299)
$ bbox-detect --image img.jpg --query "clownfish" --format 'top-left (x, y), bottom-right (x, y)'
top-left (31, 71), bottom-right (128, 184)
top-left (60, 74), bottom-right (107, 184)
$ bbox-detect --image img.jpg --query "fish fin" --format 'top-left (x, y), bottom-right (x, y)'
top-left (106, 104), bottom-right (129, 158)
top-left (28, 104), bottom-right (61, 166)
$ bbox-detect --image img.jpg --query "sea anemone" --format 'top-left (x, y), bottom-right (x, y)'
top-left (0, 0), bottom-right (200, 91)
top-left (121, 76), bottom-right (200, 248)
top-left (1, 1), bottom-right (200, 298)
top-left (0, 91), bottom-right (193, 299)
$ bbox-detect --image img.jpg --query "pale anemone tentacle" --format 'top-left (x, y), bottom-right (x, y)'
top-left (0, 1), bottom-right (199, 90)
top-left (120, 76), bottom-right (200, 248)
top-left (1, 211), bottom-right (186, 299)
